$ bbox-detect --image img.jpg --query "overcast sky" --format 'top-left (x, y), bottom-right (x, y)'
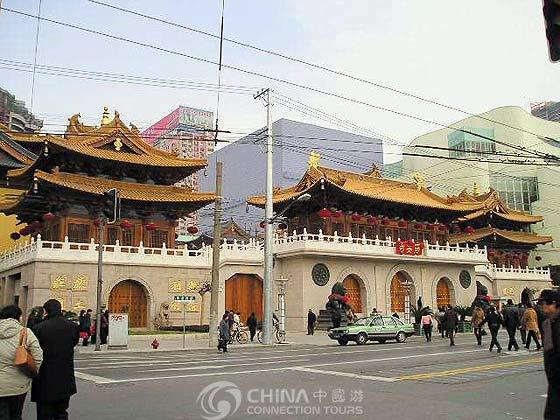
top-left (0, 0), bottom-right (557, 163)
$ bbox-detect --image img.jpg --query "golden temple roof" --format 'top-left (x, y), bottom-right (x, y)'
top-left (33, 170), bottom-right (216, 203)
top-left (248, 165), bottom-right (478, 212)
top-left (448, 226), bottom-right (552, 245)
top-left (2, 112), bottom-right (207, 179)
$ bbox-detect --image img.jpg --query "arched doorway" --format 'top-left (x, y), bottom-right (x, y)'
top-left (390, 272), bottom-right (410, 313)
top-left (109, 280), bottom-right (148, 328)
top-left (225, 274), bottom-right (263, 322)
top-left (343, 275), bottom-right (363, 313)
top-left (436, 277), bottom-right (453, 309)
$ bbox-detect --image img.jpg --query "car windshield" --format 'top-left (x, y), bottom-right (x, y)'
top-left (353, 317), bottom-right (371, 326)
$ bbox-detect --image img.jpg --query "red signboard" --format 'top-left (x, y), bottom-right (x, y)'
top-left (396, 240), bottom-right (424, 256)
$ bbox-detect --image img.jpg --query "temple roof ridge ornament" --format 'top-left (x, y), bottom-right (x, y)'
top-left (307, 151), bottom-right (321, 169)
top-left (101, 106), bottom-right (110, 126)
top-left (412, 172), bottom-right (425, 191)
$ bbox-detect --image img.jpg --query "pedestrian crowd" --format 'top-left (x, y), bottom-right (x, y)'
top-left (0, 299), bottom-right (81, 419)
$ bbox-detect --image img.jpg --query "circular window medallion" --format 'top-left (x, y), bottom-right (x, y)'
top-left (459, 270), bottom-right (472, 289)
top-left (312, 263), bottom-right (330, 286)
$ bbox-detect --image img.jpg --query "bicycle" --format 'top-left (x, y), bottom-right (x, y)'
top-left (257, 322), bottom-right (285, 343)
top-left (227, 324), bottom-right (249, 344)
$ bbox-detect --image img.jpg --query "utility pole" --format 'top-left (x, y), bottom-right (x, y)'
top-left (208, 161), bottom-right (223, 347)
top-left (254, 88), bottom-right (274, 345)
top-left (94, 219), bottom-right (104, 352)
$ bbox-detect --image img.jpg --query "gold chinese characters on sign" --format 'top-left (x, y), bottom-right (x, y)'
top-left (186, 281), bottom-right (200, 293)
top-left (50, 274), bottom-right (67, 290)
top-left (503, 287), bottom-right (515, 296)
top-left (186, 302), bottom-right (200, 312)
top-left (169, 301), bottom-right (182, 313)
top-left (72, 299), bottom-right (87, 312)
top-left (168, 279), bottom-right (183, 293)
top-left (72, 275), bottom-right (88, 291)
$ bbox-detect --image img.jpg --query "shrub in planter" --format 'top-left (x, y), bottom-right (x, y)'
top-left (158, 325), bottom-right (209, 333)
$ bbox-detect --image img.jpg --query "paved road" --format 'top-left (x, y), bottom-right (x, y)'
top-left (23, 332), bottom-right (548, 420)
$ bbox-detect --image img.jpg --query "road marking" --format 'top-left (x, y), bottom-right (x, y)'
top-left (396, 358), bottom-right (541, 380)
top-left (75, 371), bottom-right (115, 384)
top-left (290, 366), bottom-right (398, 382)
top-left (303, 349), bottom-right (487, 368)
top-left (136, 358), bottom-right (311, 373)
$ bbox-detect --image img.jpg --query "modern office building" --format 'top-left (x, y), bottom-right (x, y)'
top-left (0, 88), bottom-right (43, 133)
top-left (198, 118), bottom-right (384, 232)
top-left (141, 106), bottom-right (215, 234)
top-left (398, 106), bottom-right (560, 276)
top-left (531, 101), bottom-right (560, 123)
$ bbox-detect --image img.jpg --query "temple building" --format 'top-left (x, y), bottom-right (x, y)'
top-left (247, 155), bottom-right (553, 330)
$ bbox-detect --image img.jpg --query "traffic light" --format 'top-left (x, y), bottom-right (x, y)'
top-left (543, 0), bottom-right (560, 62)
top-left (102, 188), bottom-right (120, 223)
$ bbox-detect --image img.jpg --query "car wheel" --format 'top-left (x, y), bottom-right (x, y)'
top-left (396, 331), bottom-right (406, 343)
top-left (337, 337), bottom-right (349, 346)
top-left (377, 338), bottom-right (386, 344)
top-left (355, 332), bottom-right (368, 345)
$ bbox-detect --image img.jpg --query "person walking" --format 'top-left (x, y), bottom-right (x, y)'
top-left (517, 303), bottom-right (527, 344)
top-left (472, 305), bottom-right (485, 346)
top-left (502, 299), bottom-right (520, 351)
top-left (442, 305), bottom-right (459, 346)
top-left (218, 313), bottom-right (230, 353)
top-left (246, 313), bottom-right (257, 342)
top-left (421, 312), bottom-right (433, 342)
top-left (307, 310), bottom-right (317, 336)
top-left (523, 303), bottom-right (542, 351)
top-left (437, 307), bottom-right (446, 338)
top-left (481, 306), bottom-right (503, 353)
top-left (0, 305), bottom-right (43, 420)
top-left (100, 310), bottom-right (109, 345)
top-left (537, 290), bottom-right (560, 420)
top-left (79, 309), bottom-right (92, 347)
top-left (31, 299), bottom-right (80, 420)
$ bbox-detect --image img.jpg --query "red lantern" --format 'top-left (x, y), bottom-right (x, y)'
top-left (351, 213), bottom-right (362, 222)
top-left (381, 219), bottom-right (391, 226)
top-left (259, 221), bottom-right (266, 229)
top-left (452, 225), bottom-right (461, 233)
top-left (488, 250), bottom-right (496, 257)
top-left (398, 220), bottom-right (407, 228)
top-left (120, 220), bottom-right (133, 230)
top-left (536, 256), bottom-right (542, 261)
top-left (332, 210), bottom-right (343, 218)
top-left (367, 216), bottom-right (377, 225)
top-left (42, 212), bottom-right (56, 222)
top-left (465, 226), bottom-right (475, 234)
top-left (187, 225), bottom-right (199, 234)
top-left (427, 224), bottom-right (435, 231)
top-left (318, 208), bottom-right (332, 219)
top-left (19, 226), bottom-right (30, 236)
top-left (10, 232), bottom-right (20, 241)
top-left (145, 222), bottom-right (157, 231)
top-left (439, 225), bottom-right (447, 231)
top-left (414, 223), bottom-right (422, 229)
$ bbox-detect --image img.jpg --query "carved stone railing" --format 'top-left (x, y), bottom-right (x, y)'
top-left (0, 235), bottom-right (263, 271)
top-left (475, 264), bottom-right (551, 282)
top-left (273, 229), bottom-right (488, 264)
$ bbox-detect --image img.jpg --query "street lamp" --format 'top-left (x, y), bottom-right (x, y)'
top-left (275, 275), bottom-right (289, 343)
top-left (269, 193), bottom-right (311, 224)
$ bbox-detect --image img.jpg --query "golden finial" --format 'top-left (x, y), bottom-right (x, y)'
top-left (114, 110), bottom-right (120, 119)
top-left (473, 182), bottom-right (480, 196)
top-left (307, 151), bottom-right (321, 169)
top-left (412, 172), bottom-right (425, 191)
top-left (113, 137), bottom-right (123, 152)
top-left (101, 106), bottom-right (110, 126)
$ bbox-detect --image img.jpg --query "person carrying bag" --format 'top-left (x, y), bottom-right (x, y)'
top-left (0, 305), bottom-right (43, 420)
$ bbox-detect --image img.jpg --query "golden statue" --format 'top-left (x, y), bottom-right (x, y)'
top-left (473, 182), bottom-right (480, 196)
top-left (412, 172), bottom-right (426, 191)
top-left (101, 106), bottom-right (110, 126)
top-left (113, 137), bottom-right (123, 152)
top-left (307, 151), bottom-right (321, 169)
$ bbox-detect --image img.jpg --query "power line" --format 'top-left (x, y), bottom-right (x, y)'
top-left (4, 6), bottom-right (556, 163)
top-left (84, 0), bottom-right (559, 145)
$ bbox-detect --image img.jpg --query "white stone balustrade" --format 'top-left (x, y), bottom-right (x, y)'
top-left (274, 229), bottom-right (488, 264)
top-left (476, 264), bottom-right (551, 282)
top-left (0, 235), bottom-right (264, 271)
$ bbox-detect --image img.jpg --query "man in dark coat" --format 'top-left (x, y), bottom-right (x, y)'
top-left (441, 305), bottom-right (459, 346)
top-left (246, 312), bottom-right (257, 342)
top-left (307, 309), bottom-right (317, 336)
top-left (481, 306), bottom-right (503, 353)
top-left (502, 299), bottom-right (520, 351)
top-left (538, 290), bottom-right (560, 420)
top-left (32, 299), bottom-right (80, 420)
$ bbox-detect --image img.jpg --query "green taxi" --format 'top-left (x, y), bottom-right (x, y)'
top-left (328, 315), bottom-right (415, 345)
